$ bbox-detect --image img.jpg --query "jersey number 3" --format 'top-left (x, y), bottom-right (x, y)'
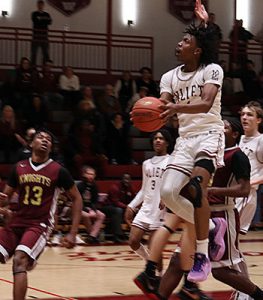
top-left (23, 185), bottom-right (43, 206)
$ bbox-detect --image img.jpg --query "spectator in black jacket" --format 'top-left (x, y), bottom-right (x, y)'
top-left (77, 166), bottom-right (105, 244)
top-left (31, 0), bottom-right (52, 66)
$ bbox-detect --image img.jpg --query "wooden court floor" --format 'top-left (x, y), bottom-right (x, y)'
top-left (0, 231), bottom-right (262, 300)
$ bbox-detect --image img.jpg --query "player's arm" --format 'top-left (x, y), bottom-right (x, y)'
top-left (0, 165), bottom-right (18, 207)
top-left (57, 167), bottom-right (82, 247)
top-left (65, 184), bottom-right (82, 236)
top-left (208, 151), bottom-right (251, 197)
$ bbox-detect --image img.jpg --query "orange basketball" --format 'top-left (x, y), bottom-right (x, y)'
top-left (131, 97), bottom-right (164, 132)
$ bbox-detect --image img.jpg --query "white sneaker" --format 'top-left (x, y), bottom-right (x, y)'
top-left (51, 234), bottom-right (62, 245)
top-left (75, 234), bottom-right (86, 245)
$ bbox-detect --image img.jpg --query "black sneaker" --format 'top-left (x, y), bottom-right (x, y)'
top-left (177, 284), bottom-right (213, 300)
top-left (133, 271), bottom-right (161, 300)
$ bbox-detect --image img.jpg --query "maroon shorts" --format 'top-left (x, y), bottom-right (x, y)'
top-left (0, 223), bottom-right (49, 264)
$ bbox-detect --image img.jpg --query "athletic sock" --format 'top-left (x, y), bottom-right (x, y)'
top-left (251, 286), bottom-right (263, 300)
top-left (196, 238), bottom-right (209, 256)
top-left (145, 260), bottom-right (157, 277)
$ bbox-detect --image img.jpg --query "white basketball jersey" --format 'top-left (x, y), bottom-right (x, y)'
top-left (239, 134), bottom-right (263, 189)
top-left (129, 154), bottom-right (169, 224)
top-left (160, 63), bottom-right (224, 137)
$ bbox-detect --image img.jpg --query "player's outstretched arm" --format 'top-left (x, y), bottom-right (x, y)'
top-left (195, 0), bottom-right (208, 25)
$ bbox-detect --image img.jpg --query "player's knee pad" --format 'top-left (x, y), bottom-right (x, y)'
top-left (180, 176), bottom-right (203, 208)
top-left (195, 159), bottom-right (215, 174)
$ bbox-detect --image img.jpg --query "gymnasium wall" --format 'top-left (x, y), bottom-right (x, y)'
top-left (0, 0), bottom-right (261, 79)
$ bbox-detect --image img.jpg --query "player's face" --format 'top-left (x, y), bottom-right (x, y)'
top-left (153, 133), bottom-right (168, 155)
top-left (175, 34), bottom-right (200, 62)
top-left (223, 120), bottom-right (236, 146)
top-left (240, 107), bottom-right (260, 134)
top-left (32, 132), bottom-right (52, 154)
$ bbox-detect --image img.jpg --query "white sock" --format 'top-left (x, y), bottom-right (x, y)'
top-left (209, 219), bottom-right (215, 231)
top-left (196, 239), bottom-right (209, 256)
top-left (135, 243), bottom-right (149, 260)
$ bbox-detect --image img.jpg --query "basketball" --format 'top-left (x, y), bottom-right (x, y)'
top-left (131, 97), bottom-right (164, 132)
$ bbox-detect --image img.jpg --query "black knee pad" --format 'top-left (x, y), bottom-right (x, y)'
top-left (180, 176), bottom-right (203, 208)
top-left (195, 159), bottom-right (215, 174)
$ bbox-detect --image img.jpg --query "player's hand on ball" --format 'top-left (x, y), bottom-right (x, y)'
top-left (159, 99), bottom-right (178, 122)
top-left (61, 234), bottom-right (76, 249)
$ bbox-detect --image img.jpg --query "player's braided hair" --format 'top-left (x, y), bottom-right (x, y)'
top-left (184, 23), bottom-right (218, 65)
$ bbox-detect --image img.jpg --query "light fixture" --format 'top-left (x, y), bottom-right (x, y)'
top-left (122, 0), bottom-right (137, 26)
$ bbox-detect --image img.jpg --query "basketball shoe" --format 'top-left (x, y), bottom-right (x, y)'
top-left (187, 253), bottom-right (211, 282)
top-left (209, 217), bottom-right (227, 261)
top-left (178, 283), bottom-right (213, 300)
top-left (133, 271), bottom-right (160, 299)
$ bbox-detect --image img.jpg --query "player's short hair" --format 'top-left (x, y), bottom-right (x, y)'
top-left (33, 128), bottom-right (55, 145)
top-left (242, 101), bottom-right (263, 120)
top-left (223, 116), bottom-right (243, 143)
top-left (150, 129), bottom-right (173, 153)
top-left (184, 24), bottom-right (218, 65)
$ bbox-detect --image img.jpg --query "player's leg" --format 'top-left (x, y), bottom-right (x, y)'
top-left (129, 225), bottom-right (149, 259)
top-left (14, 224), bottom-right (49, 299)
top-left (134, 212), bottom-right (182, 297)
top-left (158, 222), bottom-right (195, 299)
top-left (212, 263), bottom-right (263, 300)
top-left (13, 250), bottom-right (30, 300)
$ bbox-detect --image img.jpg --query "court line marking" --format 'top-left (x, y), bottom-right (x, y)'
top-left (0, 277), bottom-right (77, 300)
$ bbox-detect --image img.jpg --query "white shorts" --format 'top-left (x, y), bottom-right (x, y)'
top-left (167, 131), bottom-right (225, 176)
top-left (161, 131), bottom-right (224, 222)
top-left (132, 209), bottom-right (166, 231)
top-left (235, 188), bottom-right (257, 234)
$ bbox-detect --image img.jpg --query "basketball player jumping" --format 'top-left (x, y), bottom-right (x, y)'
top-left (157, 0), bottom-right (224, 282)
top-left (0, 129), bottom-right (82, 300)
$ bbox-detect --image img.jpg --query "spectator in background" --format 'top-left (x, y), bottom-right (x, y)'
top-left (207, 13), bottom-right (222, 62)
top-left (81, 86), bottom-right (97, 108)
top-left (241, 59), bottom-right (259, 99)
top-left (59, 66), bottom-right (81, 109)
top-left (114, 71), bottom-right (137, 115)
top-left (31, 0), bottom-right (52, 66)
top-left (0, 105), bottom-right (24, 163)
top-left (136, 67), bottom-right (159, 97)
top-left (14, 57), bottom-right (38, 114)
top-left (97, 84), bottom-right (122, 121)
top-left (229, 19), bottom-right (254, 67)
top-left (65, 119), bottom-right (108, 179)
top-left (77, 166), bottom-right (105, 244)
top-left (100, 174), bottom-right (136, 243)
top-left (16, 127), bottom-right (36, 161)
top-left (25, 93), bottom-right (49, 128)
top-left (38, 59), bottom-right (63, 109)
top-left (106, 113), bottom-right (133, 165)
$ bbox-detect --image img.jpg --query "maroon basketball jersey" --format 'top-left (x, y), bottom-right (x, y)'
top-left (10, 158), bottom-right (61, 227)
top-left (209, 147), bottom-right (246, 205)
